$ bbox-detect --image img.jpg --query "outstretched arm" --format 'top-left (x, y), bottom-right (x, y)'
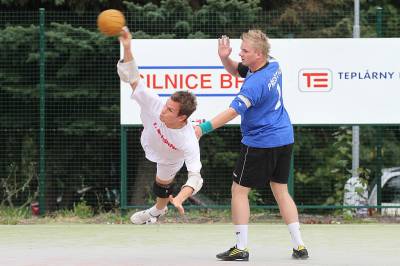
top-left (195, 107), bottom-right (239, 139)
top-left (209, 107), bottom-right (238, 130)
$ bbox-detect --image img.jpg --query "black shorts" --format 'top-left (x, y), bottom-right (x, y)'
top-left (232, 143), bottom-right (293, 188)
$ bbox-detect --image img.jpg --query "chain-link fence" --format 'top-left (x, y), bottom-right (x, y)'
top-left (1, 8), bottom-right (399, 214)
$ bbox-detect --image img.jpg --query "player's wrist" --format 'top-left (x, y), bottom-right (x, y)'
top-left (199, 120), bottom-right (214, 135)
top-left (219, 55), bottom-right (229, 62)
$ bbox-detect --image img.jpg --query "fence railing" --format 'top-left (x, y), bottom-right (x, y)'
top-left (0, 8), bottom-right (399, 215)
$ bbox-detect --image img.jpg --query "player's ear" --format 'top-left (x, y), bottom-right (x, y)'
top-left (256, 50), bottom-right (263, 59)
top-left (178, 114), bottom-right (187, 122)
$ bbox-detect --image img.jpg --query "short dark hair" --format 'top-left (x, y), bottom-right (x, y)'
top-left (170, 91), bottom-right (197, 118)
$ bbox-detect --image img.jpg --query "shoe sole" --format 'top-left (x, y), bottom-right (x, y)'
top-left (216, 256), bottom-right (249, 261)
top-left (217, 258), bottom-right (249, 261)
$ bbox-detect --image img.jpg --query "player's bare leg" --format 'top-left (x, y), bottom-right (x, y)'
top-left (270, 181), bottom-right (308, 259)
top-left (216, 182), bottom-right (250, 261)
top-left (130, 177), bottom-right (172, 224)
top-left (270, 182), bottom-right (298, 224)
top-left (231, 182), bottom-right (251, 225)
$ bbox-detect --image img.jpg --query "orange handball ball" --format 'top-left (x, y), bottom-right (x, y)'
top-left (97, 9), bottom-right (126, 36)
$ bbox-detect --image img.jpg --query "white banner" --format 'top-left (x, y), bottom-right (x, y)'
top-left (121, 38), bottom-right (400, 125)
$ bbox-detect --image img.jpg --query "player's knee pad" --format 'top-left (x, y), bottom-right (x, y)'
top-left (153, 181), bottom-right (174, 198)
top-left (183, 172), bottom-right (203, 195)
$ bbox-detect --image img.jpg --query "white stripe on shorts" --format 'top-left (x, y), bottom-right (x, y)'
top-left (238, 146), bottom-right (249, 185)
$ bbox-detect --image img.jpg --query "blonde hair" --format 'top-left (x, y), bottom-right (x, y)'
top-left (241, 29), bottom-right (270, 57)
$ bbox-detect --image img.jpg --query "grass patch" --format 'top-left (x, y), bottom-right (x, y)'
top-left (0, 206), bottom-right (31, 225)
top-left (1, 205), bottom-right (398, 225)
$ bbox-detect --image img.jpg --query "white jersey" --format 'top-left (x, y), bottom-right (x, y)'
top-left (131, 80), bottom-right (201, 173)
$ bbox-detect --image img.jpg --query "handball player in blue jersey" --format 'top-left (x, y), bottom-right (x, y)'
top-left (196, 30), bottom-right (308, 261)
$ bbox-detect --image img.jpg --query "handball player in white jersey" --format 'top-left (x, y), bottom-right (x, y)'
top-left (117, 28), bottom-right (203, 224)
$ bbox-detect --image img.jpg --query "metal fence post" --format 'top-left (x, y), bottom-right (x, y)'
top-left (39, 8), bottom-right (46, 215)
top-left (376, 6), bottom-right (383, 37)
top-left (375, 7), bottom-right (383, 212)
top-left (376, 127), bottom-right (383, 211)
top-left (120, 126), bottom-right (127, 215)
top-left (352, 0), bottom-right (360, 178)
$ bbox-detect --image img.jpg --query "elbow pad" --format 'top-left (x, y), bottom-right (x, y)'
top-left (183, 171), bottom-right (203, 195)
top-left (117, 59), bottom-right (140, 84)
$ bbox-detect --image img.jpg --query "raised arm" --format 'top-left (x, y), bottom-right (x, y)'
top-left (218, 35), bottom-right (240, 77)
top-left (119, 28), bottom-right (133, 62)
top-left (117, 27), bottom-right (140, 90)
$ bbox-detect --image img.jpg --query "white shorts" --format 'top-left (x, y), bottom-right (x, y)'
top-left (156, 161), bottom-right (184, 181)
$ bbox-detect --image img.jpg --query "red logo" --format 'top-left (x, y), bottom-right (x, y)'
top-left (299, 69), bottom-right (332, 92)
top-left (153, 122), bottom-right (178, 150)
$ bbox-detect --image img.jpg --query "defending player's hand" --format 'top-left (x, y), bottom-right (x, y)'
top-left (218, 35), bottom-right (232, 59)
top-left (169, 195), bottom-right (185, 215)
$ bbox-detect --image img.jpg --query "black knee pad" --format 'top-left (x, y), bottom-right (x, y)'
top-left (153, 181), bottom-right (174, 198)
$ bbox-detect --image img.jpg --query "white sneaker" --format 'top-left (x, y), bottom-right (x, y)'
top-left (130, 207), bottom-right (168, 224)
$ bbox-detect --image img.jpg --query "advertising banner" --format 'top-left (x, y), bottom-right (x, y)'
top-left (121, 38), bottom-right (400, 125)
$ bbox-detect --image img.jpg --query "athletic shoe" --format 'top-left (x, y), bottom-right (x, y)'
top-left (292, 245), bottom-right (309, 259)
top-left (130, 206), bottom-right (167, 224)
top-left (216, 246), bottom-right (249, 261)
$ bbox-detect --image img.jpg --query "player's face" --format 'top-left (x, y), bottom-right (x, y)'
top-left (239, 39), bottom-right (261, 68)
top-left (160, 99), bottom-right (185, 127)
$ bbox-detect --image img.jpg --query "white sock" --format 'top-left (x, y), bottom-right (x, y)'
top-left (288, 222), bottom-right (305, 249)
top-left (234, 225), bottom-right (248, 250)
top-left (149, 205), bottom-right (163, 216)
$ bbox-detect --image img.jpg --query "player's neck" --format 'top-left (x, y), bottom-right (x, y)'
top-left (166, 120), bottom-right (187, 129)
top-left (249, 58), bottom-right (268, 72)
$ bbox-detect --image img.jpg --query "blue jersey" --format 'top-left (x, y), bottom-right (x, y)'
top-left (229, 58), bottom-right (294, 148)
